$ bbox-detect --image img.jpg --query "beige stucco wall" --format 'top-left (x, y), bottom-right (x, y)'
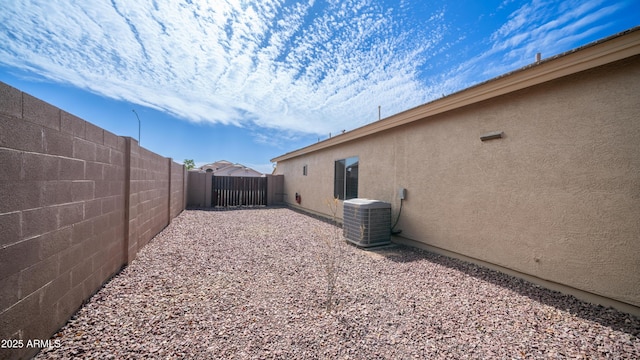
top-left (274, 55), bottom-right (640, 312)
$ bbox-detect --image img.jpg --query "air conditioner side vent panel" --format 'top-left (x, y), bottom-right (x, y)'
top-left (343, 199), bottom-right (391, 248)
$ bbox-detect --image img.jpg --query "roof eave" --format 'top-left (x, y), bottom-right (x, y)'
top-left (271, 27), bottom-right (640, 163)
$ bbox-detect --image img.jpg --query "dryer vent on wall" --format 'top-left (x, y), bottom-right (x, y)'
top-left (343, 199), bottom-right (391, 248)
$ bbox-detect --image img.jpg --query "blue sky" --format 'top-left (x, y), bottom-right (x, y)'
top-left (1, 0), bottom-right (638, 173)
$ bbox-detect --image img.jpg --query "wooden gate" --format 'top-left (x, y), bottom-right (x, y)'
top-left (212, 176), bottom-right (267, 207)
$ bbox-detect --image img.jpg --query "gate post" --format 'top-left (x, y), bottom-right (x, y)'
top-left (266, 174), bottom-right (284, 206)
top-left (205, 172), bottom-right (213, 207)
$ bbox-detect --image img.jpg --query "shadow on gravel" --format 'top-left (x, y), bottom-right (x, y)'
top-left (186, 206), bottom-right (639, 337)
top-left (368, 243), bottom-right (640, 338)
top-left (360, 244), bottom-right (424, 263)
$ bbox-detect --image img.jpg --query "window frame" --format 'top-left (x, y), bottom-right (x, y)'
top-left (334, 156), bottom-right (358, 200)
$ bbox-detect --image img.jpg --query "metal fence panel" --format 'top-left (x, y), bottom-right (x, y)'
top-left (212, 176), bottom-right (267, 206)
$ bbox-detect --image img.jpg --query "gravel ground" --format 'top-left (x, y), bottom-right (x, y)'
top-left (36, 208), bottom-right (639, 359)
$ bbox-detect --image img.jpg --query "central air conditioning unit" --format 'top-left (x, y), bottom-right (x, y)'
top-left (343, 199), bottom-right (391, 248)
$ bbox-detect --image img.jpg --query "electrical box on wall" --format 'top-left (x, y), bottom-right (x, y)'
top-left (398, 187), bottom-right (407, 200)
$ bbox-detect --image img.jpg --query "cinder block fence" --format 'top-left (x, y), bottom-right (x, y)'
top-left (0, 82), bottom-right (187, 360)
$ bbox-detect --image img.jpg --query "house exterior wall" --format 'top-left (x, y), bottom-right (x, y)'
top-left (0, 82), bottom-right (187, 360)
top-left (274, 54), bottom-right (640, 314)
top-left (214, 166), bottom-right (264, 177)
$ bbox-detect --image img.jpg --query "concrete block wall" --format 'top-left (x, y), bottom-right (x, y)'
top-left (0, 82), bottom-right (186, 360)
top-left (170, 161), bottom-right (187, 219)
top-left (125, 144), bottom-right (172, 262)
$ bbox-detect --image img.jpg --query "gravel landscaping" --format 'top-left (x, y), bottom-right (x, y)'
top-left (36, 208), bottom-right (640, 359)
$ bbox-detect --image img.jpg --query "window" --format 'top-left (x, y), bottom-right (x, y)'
top-left (334, 156), bottom-right (358, 200)
top-left (303, 165), bottom-right (307, 176)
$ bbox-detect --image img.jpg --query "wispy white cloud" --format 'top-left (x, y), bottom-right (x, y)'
top-left (0, 0), bottom-right (632, 141)
top-left (424, 0), bottom-right (630, 96)
top-left (0, 0), bottom-right (445, 136)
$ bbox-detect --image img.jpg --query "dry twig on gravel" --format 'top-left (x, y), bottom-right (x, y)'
top-left (36, 208), bottom-right (640, 359)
